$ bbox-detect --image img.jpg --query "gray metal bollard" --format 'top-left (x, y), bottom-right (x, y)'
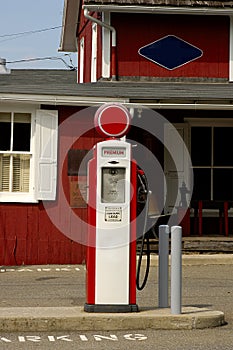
top-left (158, 225), bottom-right (169, 308)
top-left (171, 226), bottom-right (182, 315)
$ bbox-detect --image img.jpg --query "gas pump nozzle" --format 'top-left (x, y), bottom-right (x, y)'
top-left (136, 167), bottom-right (151, 291)
top-left (137, 169), bottom-right (148, 204)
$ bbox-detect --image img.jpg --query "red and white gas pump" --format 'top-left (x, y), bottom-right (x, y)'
top-left (84, 103), bottom-right (138, 312)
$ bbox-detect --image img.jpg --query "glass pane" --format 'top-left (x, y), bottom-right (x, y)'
top-left (191, 127), bottom-right (211, 166)
top-left (0, 154), bottom-right (10, 191)
top-left (214, 127), bottom-right (233, 166)
top-left (12, 154), bottom-right (30, 192)
top-left (13, 114), bottom-right (31, 151)
top-left (14, 113), bottom-right (31, 123)
top-left (192, 168), bottom-right (211, 200)
top-left (213, 169), bottom-right (233, 201)
top-left (0, 113), bottom-right (11, 151)
top-left (101, 168), bottom-right (125, 203)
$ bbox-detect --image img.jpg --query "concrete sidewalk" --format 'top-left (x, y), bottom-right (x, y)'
top-left (0, 306), bottom-right (225, 332)
top-left (0, 254), bottom-right (231, 332)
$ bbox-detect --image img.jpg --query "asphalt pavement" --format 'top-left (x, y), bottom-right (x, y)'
top-left (0, 254), bottom-right (232, 332)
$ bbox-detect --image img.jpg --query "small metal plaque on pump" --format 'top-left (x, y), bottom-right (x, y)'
top-left (105, 207), bottom-right (122, 222)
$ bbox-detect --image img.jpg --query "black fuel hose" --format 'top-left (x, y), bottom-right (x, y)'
top-left (136, 232), bottom-right (151, 290)
top-left (136, 171), bottom-right (151, 291)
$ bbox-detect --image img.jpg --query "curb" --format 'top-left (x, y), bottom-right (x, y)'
top-left (0, 306), bottom-right (225, 332)
top-left (140, 254), bottom-right (233, 266)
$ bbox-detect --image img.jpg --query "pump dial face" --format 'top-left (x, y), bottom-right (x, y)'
top-left (101, 167), bottom-right (126, 203)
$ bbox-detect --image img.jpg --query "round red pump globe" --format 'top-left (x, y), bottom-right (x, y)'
top-left (94, 103), bottom-right (131, 137)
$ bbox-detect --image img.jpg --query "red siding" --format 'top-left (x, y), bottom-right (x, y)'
top-left (85, 25), bottom-right (92, 83)
top-left (0, 107), bottom-right (104, 265)
top-left (77, 10), bottom-right (229, 82)
top-left (0, 203), bottom-right (84, 265)
top-left (111, 13), bottom-right (229, 79)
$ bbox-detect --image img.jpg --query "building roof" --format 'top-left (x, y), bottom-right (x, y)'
top-left (1, 70), bottom-right (233, 109)
top-left (0, 70), bottom-right (78, 95)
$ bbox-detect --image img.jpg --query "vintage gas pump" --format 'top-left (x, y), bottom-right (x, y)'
top-left (84, 103), bottom-right (139, 312)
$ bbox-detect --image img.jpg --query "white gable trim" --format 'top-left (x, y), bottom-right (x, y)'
top-left (230, 16), bottom-right (233, 82)
top-left (84, 5), bottom-right (233, 15)
top-left (91, 23), bottom-right (98, 83)
top-left (59, 0), bottom-right (80, 52)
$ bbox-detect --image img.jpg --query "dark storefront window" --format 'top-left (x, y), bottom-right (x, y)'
top-left (191, 127), bottom-right (211, 166)
top-left (191, 126), bottom-right (233, 201)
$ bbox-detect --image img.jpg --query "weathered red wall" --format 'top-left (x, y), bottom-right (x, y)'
top-left (112, 13), bottom-right (229, 79)
top-left (0, 203), bottom-right (86, 265)
top-left (77, 11), bottom-right (229, 82)
top-left (0, 106), bottom-right (104, 265)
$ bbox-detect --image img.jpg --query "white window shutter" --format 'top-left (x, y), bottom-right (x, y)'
top-left (36, 110), bottom-right (58, 200)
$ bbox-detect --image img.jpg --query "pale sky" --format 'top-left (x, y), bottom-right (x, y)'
top-left (0, 0), bottom-right (77, 70)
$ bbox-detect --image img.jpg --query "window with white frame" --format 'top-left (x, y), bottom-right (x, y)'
top-left (0, 112), bottom-right (31, 193)
top-left (0, 108), bottom-right (58, 202)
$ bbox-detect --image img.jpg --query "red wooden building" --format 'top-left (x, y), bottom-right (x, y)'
top-left (59, 0), bottom-right (233, 240)
top-left (1, 0), bottom-right (233, 265)
top-left (0, 69), bottom-right (106, 265)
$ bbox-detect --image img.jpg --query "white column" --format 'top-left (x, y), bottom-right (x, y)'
top-left (171, 226), bottom-right (182, 315)
top-left (102, 12), bottom-right (111, 79)
top-left (229, 16), bottom-right (233, 82)
top-left (158, 225), bottom-right (169, 308)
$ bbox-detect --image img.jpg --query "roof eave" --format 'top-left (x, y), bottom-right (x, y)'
top-left (83, 4), bottom-right (233, 15)
top-left (59, 0), bottom-right (80, 52)
top-left (0, 93), bottom-right (129, 106)
top-left (2, 92), bottom-right (233, 110)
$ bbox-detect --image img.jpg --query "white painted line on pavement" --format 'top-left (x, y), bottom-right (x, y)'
top-left (0, 266), bottom-right (83, 273)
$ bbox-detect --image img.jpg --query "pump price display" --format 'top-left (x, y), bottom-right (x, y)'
top-left (105, 207), bottom-right (122, 222)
